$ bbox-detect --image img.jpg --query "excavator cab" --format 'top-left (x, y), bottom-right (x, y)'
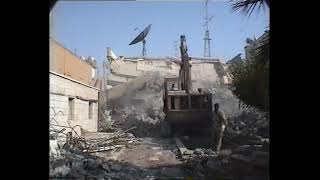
top-left (162, 77), bottom-right (213, 136)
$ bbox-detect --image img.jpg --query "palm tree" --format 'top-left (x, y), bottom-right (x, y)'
top-left (229, 0), bottom-right (270, 111)
top-left (230, 0), bottom-right (269, 65)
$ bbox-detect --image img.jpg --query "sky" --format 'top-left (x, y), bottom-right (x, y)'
top-left (50, 0), bottom-right (269, 67)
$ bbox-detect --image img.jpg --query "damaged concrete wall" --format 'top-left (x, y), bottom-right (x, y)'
top-left (50, 72), bottom-right (99, 135)
top-left (107, 58), bottom-right (231, 90)
top-left (109, 60), bottom-right (142, 77)
top-left (108, 59), bottom-right (179, 87)
top-left (190, 62), bottom-right (223, 92)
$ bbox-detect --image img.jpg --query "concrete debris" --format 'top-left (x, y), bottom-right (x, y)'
top-left (99, 109), bottom-right (116, 132)
top-left (101, 162), bottom-right (111, 172)
top-left (194, 148), bottom-right (204, 155)
top-left (104, 72), bottom-right (168, 138)
top-left (50, 165), bottom-right (71, 177)
top-left (50, 140), bottom-right (61, 159)
top-left (83, 158), bottom-right (99, 171)
top-left (227, 110), bottom-right (269, 138)
top-left (110, 163), bottom-right (122, 171)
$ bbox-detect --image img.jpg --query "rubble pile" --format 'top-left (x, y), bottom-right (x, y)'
top-left (180, 146), bottom-right (268, 178)
top-left (110, 106), bottom-right (166, 137)
top-left (182, 153), bottom-right (229, 177)
top-left (99, 109), bottom-right (116, 132)
top-left (50, 131), bottom-right (187, 179)
top-left (50, 148), bottom-right (155, 179)
top-left (49, 129), bottom-right (150, 179)
top-left (106, 72), bottom-right (166, 137)
top-left (207, 86), bottom-right (269, 139)
top-left (226, 110), bottom-right (269, 138)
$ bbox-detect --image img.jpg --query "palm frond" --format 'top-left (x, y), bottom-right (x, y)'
top-left (230, 0), bottom-right (266, 16)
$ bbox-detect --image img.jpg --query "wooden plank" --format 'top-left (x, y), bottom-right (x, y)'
top-left (175, 137), bottom-right (191, 157)
top-left (83, 145), bottom-right (125, 153)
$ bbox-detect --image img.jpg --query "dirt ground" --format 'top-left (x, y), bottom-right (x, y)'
top-left (115, 138), bottom-right (181, 168)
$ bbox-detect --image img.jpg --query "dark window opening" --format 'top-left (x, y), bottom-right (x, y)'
top-left (68, 98), bottom-right (74, 120)
top-left (89, 101), bottom-right (93, 119)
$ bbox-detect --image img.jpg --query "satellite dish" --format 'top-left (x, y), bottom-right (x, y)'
top-left (129, 24), bottom-right (151, 57)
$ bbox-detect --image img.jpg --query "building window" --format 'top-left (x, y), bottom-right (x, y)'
top-left (89, 101), bottom-right (93, 119)
top-left (68, 98), bottom-right (74, 120)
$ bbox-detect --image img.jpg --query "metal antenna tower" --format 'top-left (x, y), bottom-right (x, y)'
top-left (203, 0), bottom-right (213, 57)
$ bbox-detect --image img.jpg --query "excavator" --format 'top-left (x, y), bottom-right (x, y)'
top-left (162, 35), bottom-right (213, 137)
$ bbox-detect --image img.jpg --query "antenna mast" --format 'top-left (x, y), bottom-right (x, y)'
top-left (142, 39), bottom-right (146, 57)
top-left (203, 0), bottom-right (212, 57)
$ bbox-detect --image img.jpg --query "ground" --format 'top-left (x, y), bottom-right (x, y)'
top-left (50, 130), bottom-right (269, 179)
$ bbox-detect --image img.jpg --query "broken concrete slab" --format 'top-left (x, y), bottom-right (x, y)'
top-left (175, 137), bottom-right (189, 157)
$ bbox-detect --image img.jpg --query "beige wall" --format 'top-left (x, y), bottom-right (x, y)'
top-left (50, 38), bottom-right (94, 86)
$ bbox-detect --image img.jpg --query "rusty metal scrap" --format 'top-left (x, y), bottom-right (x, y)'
top-left (50, 107), bottom-right (138, 154)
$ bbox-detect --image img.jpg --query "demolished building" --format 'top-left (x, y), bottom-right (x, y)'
top-left (106, 48), bottom-right (233, 93)
top-left (50, 38), bottom-right (100, 136)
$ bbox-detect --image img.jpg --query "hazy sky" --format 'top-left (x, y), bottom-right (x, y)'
top-left (50, 0), bottom-right (269, 65)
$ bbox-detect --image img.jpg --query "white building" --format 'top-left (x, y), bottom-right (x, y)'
top-left (50, 38), bottom-right (100, 137)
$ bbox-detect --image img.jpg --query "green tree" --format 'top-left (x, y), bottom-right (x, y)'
top-left (228, 0), bottom-right (269, 111)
